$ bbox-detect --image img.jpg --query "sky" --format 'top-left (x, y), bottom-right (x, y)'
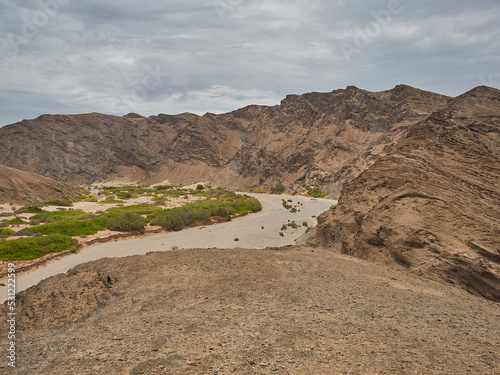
top-left (0, 0), bottom-right (499, 126)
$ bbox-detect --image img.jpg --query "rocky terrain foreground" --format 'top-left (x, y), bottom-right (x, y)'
top-left (1, 247), bottom-right (499, 374)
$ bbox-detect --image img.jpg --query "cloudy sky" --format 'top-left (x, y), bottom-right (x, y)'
top-left (0, 0), bottom-right (499, 126)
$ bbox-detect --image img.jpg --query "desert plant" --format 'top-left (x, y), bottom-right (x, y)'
top-left (0, 228), bottom-right (15, 239)
top-left (196, 184), bottom-right (204, 190)
top-left (6, 217), bottom-right (27, 225)
top-left (0, 233), bottom-right (76, 260)
top-left (249, 187), bottom-right (267, 193)
top-left (45, 199), bottom-right (73, 207)
top-left (307, 187), bottom-right (328, 198)
top-left (29, 220), bottom-right (104, 237)
top-left (150, 210), bottom-right (184, 231)
top-left (271, 183), bottom-right (286, 194)
top-left (106, 212), bottom-right (146, 232)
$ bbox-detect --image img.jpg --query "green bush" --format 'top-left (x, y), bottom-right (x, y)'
top-left (150, 210), bottom-right (184, 231)
top-left (307, 187), bottom-right (328, 198)
top-left (116, 191), bottom-right (139, 199)
top-left (6, 217), bottom-right (27, 225)
top-left (45, 199), bottom-right (73, 206)
top-left (163, 189), bottom-right (188, 197)
top-left (249, 187), bottom-right (267, 193)
top-left (75, 195), bottom-right (99, 202)
top-left (30, 210), bottom-right (90, 222)
top-left (271, 183), bottom-right (286, 194)
top-left (29, 220), bottom-right (104, 237)
top-left (0, 233), bottom-right (75, 260)
top-left (106, 212), bottom-right (146, 232)
top-left (0, 228), bottom-right (15, 239)
top-left (196, 184), bottom-right (204, 190)
top-left (106, 204), bottom-right (163, 215)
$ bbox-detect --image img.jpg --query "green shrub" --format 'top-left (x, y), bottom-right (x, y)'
top-left (150, 210), bottom-right (184, 231)
top-left (0, 228), bottom-right (15, 239)
top-left (75, 195), bottom-right (99, 202)
top-left (249, 187), bottom-right (267, 193)
top-left (30, 210), bottom-right (90, 222)
top-left (307, 187), bottom-right (328, 198)
top-left (24, 205), bottom-right (45, 213)
top-left (29, 220), bottom-right (104, 237)
top-left (282, 200), bottom-right (292, 210)
top-left (271, 183), bottom-right (286, 194)
top-left (106, 212), bottom-right (146, 232)
top-left (163, 189), bottom-right (187, 197)
top-left (279, 232), bottom-right (284, 237)
top-left (196, 184), bottom-right (204, 190)
top-left (0, 233), bottom-right (75, 260)
top-left (234, 238), bottom-right (239, 241)
top-left (106, 204), bottom-right (163, 215)
top-left (45, 199), bottom-right (73, 206)
top-left (6, 217), bottom-right (28, 225)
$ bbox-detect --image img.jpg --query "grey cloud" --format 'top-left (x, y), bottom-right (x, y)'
top-left (0, 0), bottom-right (499, 126)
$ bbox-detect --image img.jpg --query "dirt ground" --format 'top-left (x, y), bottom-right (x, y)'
top-left (1, 246), bottom-right (498, 374)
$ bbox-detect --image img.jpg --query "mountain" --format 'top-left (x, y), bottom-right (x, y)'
top-left (0, 164), bottom-right (75, 205)
top-left (0, 85), bottom-right (449, 194)
top-left (313, 86), bottom-right (500, 302)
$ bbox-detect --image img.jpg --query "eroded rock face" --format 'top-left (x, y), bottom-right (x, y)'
top-left (0, 164), bottom-right (75, 205)
top-left (0, 85), bottom-right (449, 194)
top-left (314, 86), bottom-right (500, 302)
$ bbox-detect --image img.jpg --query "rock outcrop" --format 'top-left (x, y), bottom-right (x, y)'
top-left (314, 86), bottom-right (500, 301)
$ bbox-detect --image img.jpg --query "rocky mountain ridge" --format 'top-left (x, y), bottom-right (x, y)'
top-left (0, 85), bottom-right (449, 195)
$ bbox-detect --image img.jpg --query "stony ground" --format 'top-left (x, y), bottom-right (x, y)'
top-left (1, 246), bottom-right (498, 374)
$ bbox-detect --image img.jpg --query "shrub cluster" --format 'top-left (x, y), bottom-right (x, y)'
top-left (271, 183), bottom-right (286, 194)
top-left (0, 233), bottom-right (75, 260)
top-left (0, 228), bottom-right (15, 239)
top-left (105, 212), bottom-right (146, 232)
top-left (45, 199), bottom-right (73, 206)
top-left (307, 187), bottom-right (328, 198)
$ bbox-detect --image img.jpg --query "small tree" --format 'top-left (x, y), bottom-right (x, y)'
top-left (196, 184), bottom-right (204, 190)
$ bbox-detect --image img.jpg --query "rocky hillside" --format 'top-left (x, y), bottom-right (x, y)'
top-left (0, 164), bottom-right (75, 205)
top-left (0, 85), bottom-right (449, 194)
top-left (314, 86), bottom-right (500, 302)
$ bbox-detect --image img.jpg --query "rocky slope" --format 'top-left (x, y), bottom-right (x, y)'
top-left (0, 85), bottom-right (449, 195)
top-left (1, 247), bottom-right (498, 374)
top-left (0, 164), bottom-right (75, 205)
top-left (314, 86), bottom-right (500, 302)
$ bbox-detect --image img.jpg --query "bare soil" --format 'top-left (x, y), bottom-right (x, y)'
top-left (1, 246), bottom-right (498, 374)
